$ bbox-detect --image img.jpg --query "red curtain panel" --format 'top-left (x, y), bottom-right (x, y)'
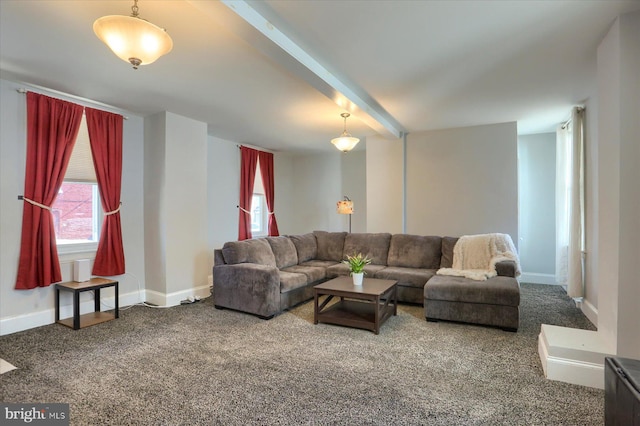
top-left (258, 151), bottom-right (280, 236)
top-left (15, 93), bottom-right (83, 289)
top-left (86, 107), bottom-right (125, 276)
top-left (238, 146), bottom-right (259, 240)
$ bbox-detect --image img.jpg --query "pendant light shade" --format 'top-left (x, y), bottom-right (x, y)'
top-left (331, 113), bottom-right (360, 152)
top-left (93, 0), bottom-right (173, 69)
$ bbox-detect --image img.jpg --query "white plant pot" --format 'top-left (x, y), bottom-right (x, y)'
top-left (352, 272), bottom-right (364, 286)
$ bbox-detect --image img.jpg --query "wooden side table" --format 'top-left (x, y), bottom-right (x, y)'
top-left (55, 277), bottom-right (119, 330)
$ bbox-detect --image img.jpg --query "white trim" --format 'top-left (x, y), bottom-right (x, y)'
top-left (581, 298), bottom-right (598, 327)
top-left (519, 272), bottom-right (556, 285)
top-left (144, 285), bottom-right (212, 307)
top-left (538, 335), bottom-right (604, 389)
top-left (0, 290), bottom-right (140, 336)
top-left (537, 324), bottom-right (613, 389)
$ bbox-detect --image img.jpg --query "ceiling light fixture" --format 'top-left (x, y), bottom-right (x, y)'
top-left (331, 113), bottom-right (360, 152)
top-left (93, 0), bottom-right (173, 69)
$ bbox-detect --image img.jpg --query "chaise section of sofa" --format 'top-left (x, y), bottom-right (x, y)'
top-left (424, 275), bottom-right (520, 331)
top-left (422, 236), bottom-right (521, 331)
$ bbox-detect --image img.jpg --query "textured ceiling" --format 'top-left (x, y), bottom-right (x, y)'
top-left (1, 0), bottom-right (638, 152)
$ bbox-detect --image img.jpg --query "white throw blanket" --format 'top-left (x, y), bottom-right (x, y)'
top-left (437, 233), bottom-right (521, 281)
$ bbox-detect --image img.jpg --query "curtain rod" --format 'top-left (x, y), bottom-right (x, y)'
top-left (15, 83), bottom-right (129, 120)
top-left (561, 106), bottom-right (585, 129)
top-left (237, 144), bottom-right (274, 153)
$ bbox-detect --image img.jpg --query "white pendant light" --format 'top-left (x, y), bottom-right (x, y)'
top-left (93, 0), bottom-right (173, 69)
top-left (331, 113), bottom-right (360, 152)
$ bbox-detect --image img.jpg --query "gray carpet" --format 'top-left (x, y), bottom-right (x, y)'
top-left (0, 283), bottom-right (602, 425)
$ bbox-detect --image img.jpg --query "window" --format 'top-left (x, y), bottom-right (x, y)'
top-left (55, 113), bottom-right (101, 253)
top-left (52, 182), bottom-right (101, 245)
top-left (251, 193), bottom-right (268, 237)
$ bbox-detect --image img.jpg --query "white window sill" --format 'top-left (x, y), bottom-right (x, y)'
top-left (57, 242), bottom-right (98, 262)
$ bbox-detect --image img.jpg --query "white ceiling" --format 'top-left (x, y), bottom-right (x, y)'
top-left (1, 0), bottom-right (638, 152)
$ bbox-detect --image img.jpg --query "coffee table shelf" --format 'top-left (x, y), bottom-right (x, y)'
top-left (314, 277), bottom-right (397, 334)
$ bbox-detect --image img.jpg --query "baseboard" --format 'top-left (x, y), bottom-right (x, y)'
top-left (1, 283), bottom-right (213, 335)
top-left (144, 285), bottom-right (212, 307)
top-left (519, 272), bottom-right (556, 285)
top-left (0, 290), bottom-right (142, 336)
top-left (581, 298), bottom-right (598, 328)
top-left (538, 337), bottom-right (604, 389)
top-left (538, 324), bottom-right (612, 389)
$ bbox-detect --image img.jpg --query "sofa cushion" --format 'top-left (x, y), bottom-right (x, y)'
top-left (278, 271), bottom-right (308, 293)
top-left (289, 233), bottom-right (317, 263)
top-left (374, 267), bottom-right (435, 288)
top-left (313, 231), bottom-right (347, 262)
top-left (300, 260), bottom-right (340, 268)
top-left (343, 233), bottom-right (392, 265)
top-left (325, 263), bottom-right (387, 279)
top-left (440, 236), bottom-right (459, 268)
top-left (387, 234), bottom-right (442, 269)
top-left (221, 239), bottom-right (276, 267)
top-left (425, 275), bottom-right (520, 306)
top-left (281, 265), bottom-right (326, 283)
top-left (266, 236), bottom-right (298, 269)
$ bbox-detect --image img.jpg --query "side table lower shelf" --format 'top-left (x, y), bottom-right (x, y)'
top-left (57, 311), bottom-right (116, 329)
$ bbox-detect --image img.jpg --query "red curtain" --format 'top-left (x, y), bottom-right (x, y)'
top-left (15, 93), bottom-right (83, 289)
top-left (86, 107), bottom-right (125, 276)
top-left (238, 146), bottom-right (259, 240)
top-left (258, 151), bottom-right (279, 236)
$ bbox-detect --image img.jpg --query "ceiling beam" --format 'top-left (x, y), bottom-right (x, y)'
top-left (190, 0), bottom-right (404, 139)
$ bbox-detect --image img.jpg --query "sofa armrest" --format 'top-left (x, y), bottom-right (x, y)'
top-left (214, 249), bottom-right (225, 267)
top-left (495, 260), bottom-right (517, 278)
top-left (213, 263), bottom-right (280, 319)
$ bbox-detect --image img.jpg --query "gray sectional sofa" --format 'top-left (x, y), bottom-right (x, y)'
top-left (213, 231), bottom-right (520, 330)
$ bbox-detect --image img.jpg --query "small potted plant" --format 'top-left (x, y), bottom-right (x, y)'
top-left (343, 253), bottom-right (371, 286)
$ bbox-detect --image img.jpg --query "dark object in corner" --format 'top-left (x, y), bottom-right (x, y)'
top-left (605, 356), bottom-right (640, 425)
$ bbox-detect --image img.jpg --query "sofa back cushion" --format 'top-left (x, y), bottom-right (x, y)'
top-left (387, 234), bottom-right (442, 269)
top-left (343, 233), bottom-right (392, 265)
top-left (289, 233), bottom-right (317, 263)
top-left (313, 231), bottom-right (347, 262)
top-left (221, 238), bottom-right (276, 267)
top-left (266, 236), bottom-right (299, 269)
top-left (440, 236), bottom-right (459, 268)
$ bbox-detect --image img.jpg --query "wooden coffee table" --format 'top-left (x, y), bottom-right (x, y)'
top-left (313, 277), bottom-right (398, 334)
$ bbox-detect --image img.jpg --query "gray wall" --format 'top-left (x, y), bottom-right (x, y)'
top-left (518, 133), bottom-right (556, 282)
top-left (365, 123), bottom-right (518, 242)
top-left (406, 123), bottom-right (518, 241)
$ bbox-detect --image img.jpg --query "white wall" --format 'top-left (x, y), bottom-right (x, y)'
top-left (144, 111), bottom-right (209, 305)
top-left (287, 152), bottom-right (344, 234)
top-left (340, 150), bottom-right (367, 233)
top-left (406, 123), bottom-right (518, 241)
top-left (0, 78), bottom-right (146, 335)
top-left (165, 113), bottom-right (209, 295)
top-left (595, 11), bottom-right (640, 357)
top-left (366, 135), bottom-right (404, 233)
top-left (207, 136), bottom-right (240, 251)
top-left (584, 95), bottom-right (599, 317)
top-left (274, 151), bottom-right (295, 236)
top-left (518, 133), bottom-right (556, 283)
top-left (143, 113), bottom-right (167, 296)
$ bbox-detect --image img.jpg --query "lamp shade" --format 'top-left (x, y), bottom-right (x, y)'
top-left (93, 15), bottom-right (173, 68)
top-left (331, 112), bottom-right (360, 152)
top-left (337, 199), bottom-right (354, 214)
top-left (331, 135), bottom-right (360, 152)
